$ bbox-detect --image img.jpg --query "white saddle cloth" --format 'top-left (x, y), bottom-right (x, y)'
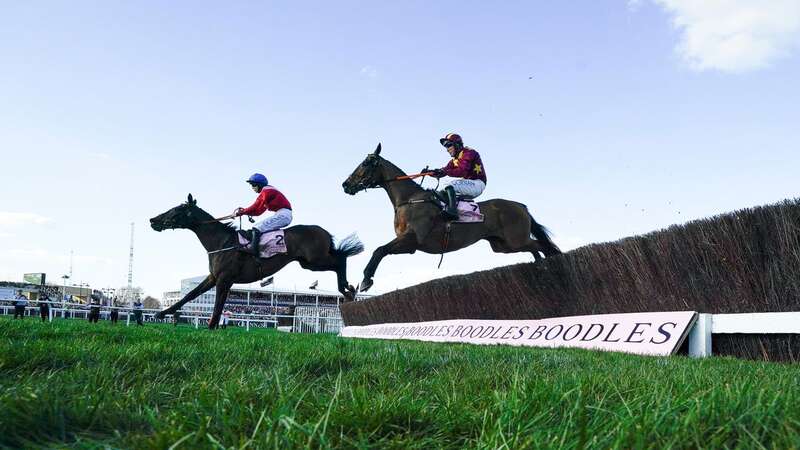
top-left (238, 230), bottom-right (288, 258)
top-left (455, 200), bottom-right (484, 223)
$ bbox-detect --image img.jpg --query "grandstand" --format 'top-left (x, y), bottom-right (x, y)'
top-left (0, 280), bottom-right (99, 303)
top-left (162, 276), bottom-right (370, 315)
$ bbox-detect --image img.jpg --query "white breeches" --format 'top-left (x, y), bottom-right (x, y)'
top-left (254, 208), bottom-right (293, 232)
top-left (446, 179), bottom-right (486, 198)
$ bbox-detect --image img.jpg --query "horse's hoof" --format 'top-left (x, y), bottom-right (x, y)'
top-left (342, 285), bottom-right (356, 302)
top-left (360, 279), bottom-right (373, 292)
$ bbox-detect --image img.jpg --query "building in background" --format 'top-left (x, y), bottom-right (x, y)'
top-left (0, 280), bottom-right (95, 303)
top-left (161, 291), bottom-right (181, 309)
top-left (115, 286), bottom-right (143, 305)
top-left (161, 276), bottom-right (370, 314)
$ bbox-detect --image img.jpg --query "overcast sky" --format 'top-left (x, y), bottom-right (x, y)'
top-left (2, 1), bottom-right (799, 297)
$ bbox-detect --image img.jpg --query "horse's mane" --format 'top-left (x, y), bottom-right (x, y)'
top-left (190, 203), bottom-right (237, 233)
top-left (376, 155), bottom-right (408, 177)
top-left (375, 154), bottom-right (428, 197)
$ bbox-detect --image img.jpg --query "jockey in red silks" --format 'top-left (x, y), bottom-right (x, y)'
top-left (427, 133), bottom-right (487, 220)
top-left (233, 173), bottom-right (293, 254)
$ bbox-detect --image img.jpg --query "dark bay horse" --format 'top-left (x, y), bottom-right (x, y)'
top-left (342, 144), bottom-right (561, 292)
top-left (150, 194), bottom-right (363, 328)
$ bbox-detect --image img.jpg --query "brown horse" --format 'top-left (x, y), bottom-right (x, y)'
top-left (150, 194), bottom-right (363, 328)
top-left (342, 144), bottom-right (561, 292)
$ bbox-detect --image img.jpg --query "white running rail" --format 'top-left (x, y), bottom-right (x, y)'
top-left (687, 312), bottom-right (800, 357)
top-left (293, 306), bottom-right (343, 334)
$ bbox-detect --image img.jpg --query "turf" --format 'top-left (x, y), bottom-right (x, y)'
top-left (0, 318), bottom-right (798, 449)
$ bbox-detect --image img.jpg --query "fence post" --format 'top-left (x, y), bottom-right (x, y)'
top-left (688, 313), bottom-right (712, 358)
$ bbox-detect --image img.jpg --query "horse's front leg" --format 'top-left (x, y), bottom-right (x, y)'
top-left (360, 234), bottom-right (418, 292)
top-left (209, 280), bottom-right (233, 329)
top-left (155, 274), bottom-right (216, 319)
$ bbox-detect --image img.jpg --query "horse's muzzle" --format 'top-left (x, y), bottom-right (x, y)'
top-left (149, 218), bottom-right (166, 231)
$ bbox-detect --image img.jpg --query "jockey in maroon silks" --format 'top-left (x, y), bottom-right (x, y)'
top-left (233, 173), bottom-right (293, 254)
top-left (427, 133), bottom-right (487, 219)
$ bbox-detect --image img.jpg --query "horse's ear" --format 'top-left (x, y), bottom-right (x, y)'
top-left (374, 143), bottom-right (381, 155)
top-left (187, 194), bottom-right (196, 205)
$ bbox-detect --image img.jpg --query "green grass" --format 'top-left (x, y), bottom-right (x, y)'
top-left (0, 318), bottom-right (798, 449)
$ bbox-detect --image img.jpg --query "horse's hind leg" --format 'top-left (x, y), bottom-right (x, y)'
top-left (296, 253), bottom-right (355, 301)
top-left (487, 237), bottom-right (544, 262)
top-left (335, 258), bottom-right (356, 301)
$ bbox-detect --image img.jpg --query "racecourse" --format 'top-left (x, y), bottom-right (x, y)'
top-left (1, 318), bottom-right (798, 449)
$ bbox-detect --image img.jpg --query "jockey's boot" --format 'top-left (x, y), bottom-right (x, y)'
top-left (238, 229), bottom-right (261, 256)
top-left (250, 229), bottom-right (261, 256)
top-left (442, 186), bottom-right (459, 220)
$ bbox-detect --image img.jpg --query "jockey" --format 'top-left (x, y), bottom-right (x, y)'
top-left (233, 173), bottom-right (293, 254)
top-left (428, 133), bottom-right (487, 220)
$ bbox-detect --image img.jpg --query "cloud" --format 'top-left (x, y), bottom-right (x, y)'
top-left (652, 0), bottom-right (800, 72)
top-left (0, 232), bottom-right (14, 238)
top-left (1, 248), bottom-right (112, 265)
top-left (4, 249), bottom-right (50, 258)
top-left (0, 249), bottom-right (113, 287)
top-left (360, 65), bottom-right (378, 78)
top-left (0, 212), bottom-right (52, 227)
top-left (88, 152), bottom-right (112, 160)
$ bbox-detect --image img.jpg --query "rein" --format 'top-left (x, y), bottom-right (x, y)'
top-left (198, 215), bottom-right (251, 255)
top-left (394, 171), bottom-right (434, 181)
top-left (200, 215), bottom-right (254, 225)
top-left (350, 171), bottom-right (435, 194)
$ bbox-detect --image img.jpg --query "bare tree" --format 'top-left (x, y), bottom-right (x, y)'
top-left (142, 296), bottom-right (161, 309)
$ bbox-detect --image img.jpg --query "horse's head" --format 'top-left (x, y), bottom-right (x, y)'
top-left (150, 194), bottom-right (203, 231)
top-left (342, 143), bottom-right (386, 195)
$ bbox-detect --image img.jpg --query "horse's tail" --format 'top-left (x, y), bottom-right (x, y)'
top-left (332, 233), bottom-right (365, 258)
top-left (528, 211), bottom-right (561, 256)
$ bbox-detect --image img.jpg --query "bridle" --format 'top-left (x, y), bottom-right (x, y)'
top-left (347, 159), bottom-right (435, 194)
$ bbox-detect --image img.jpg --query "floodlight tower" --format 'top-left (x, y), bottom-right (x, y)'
top-left (127, 222), bottom-right (135, 306)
